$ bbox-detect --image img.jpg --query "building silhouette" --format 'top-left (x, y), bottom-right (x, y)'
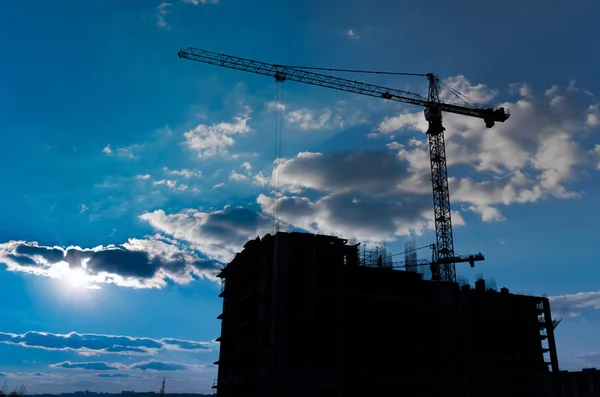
top-left (213, 232), bottom-right (559, 397)
top-left (558, 368), bottom-right (600, 396)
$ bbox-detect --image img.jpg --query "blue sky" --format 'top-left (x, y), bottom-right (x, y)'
top-left (1, 0), bottom-right (600, 392)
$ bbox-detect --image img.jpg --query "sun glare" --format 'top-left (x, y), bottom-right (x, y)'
top-left (65, 268), bottom-right (91, 289)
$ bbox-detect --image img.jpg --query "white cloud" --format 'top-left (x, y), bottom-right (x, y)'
top-left (253, 171), bottom-right (270, 186)
top-left (440, 74), bottom-right (498, 104)
top-left (266, 101), bottom-right (286, 111)
top-left (155, 2), bottom-right (171, 29)
top-left (0, 331), bottom-right (212, 356)
top-left (136, 174), bottom-right (151, 180)
top-left (571, 351), bottom-right (600, 366)
top-left (378, 111), bottom-right (427, 135)
top-left (228, 170), bottom-right (247, 181)
top-left (212, 182), bottom-right (225, 189)
top-left (151, 179), bottom-right (189, 191)
top-left (549, 291), bottom-right (600, 317)
top-left (102, 144), bottom-right (141, 160)
top-left (140, 206), bottom-right (272, 263)
top-left (273, 102), bottom-right (366, 131)
top-left (182, 0), bottom-right (219, 4)
top-left (163, 168), bottom-right (202, 178)
top-left (183, 110), bottom-right (252, 158)
top-left (0, 236), bottom-right (220, 289)
top-left (78, 204), bottom-right (89, 214)
top-left (346, 29), bottom-right (359, 39)
top-left (587, 104), bottom-right (600, 127)
top-left (241, 161), bottom-right (252, 171)
top-left (153, 180), bottom-right (177, 189)
top-left (286, 108), bottom-right (333, 131)
top-left (594, 144), bottom-right (600, 169)
top-left (50, 359), bottom-right (214, 372)
top-left (156, 0), bottom-right (218, 30)
top-left (380, 78), bottom-right (600, 220)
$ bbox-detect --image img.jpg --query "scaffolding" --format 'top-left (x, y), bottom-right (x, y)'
top-left (358, 245), bottom-right (393, 269)
top-left (405, 238), bottom-right (418, 273)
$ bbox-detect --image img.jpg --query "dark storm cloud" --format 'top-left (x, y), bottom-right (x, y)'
top-left (0, 331), bottom-right (213, 355)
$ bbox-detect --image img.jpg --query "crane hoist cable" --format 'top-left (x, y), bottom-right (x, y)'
top-left (275, 65), bottom-right (428, 77)
top-left (272, 81), bottom-right (284, 233)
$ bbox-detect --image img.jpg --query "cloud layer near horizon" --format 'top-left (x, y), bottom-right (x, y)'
top-left (50, 359), bottom-right (215, 372)
top-left (0, 331), bottom-right (213, 356)
top-left (549, 291), bottom-right (600, 317)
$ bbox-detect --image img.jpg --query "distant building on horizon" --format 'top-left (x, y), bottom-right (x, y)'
top-left (558, 368), bottom-right (600, 397)
top-left (213, 232), bottom-right (560, 397)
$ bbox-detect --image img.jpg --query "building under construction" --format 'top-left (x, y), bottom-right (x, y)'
top-left (213, 232), bottom-right (559, 397)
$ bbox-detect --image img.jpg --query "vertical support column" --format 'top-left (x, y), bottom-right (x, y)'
top-left (337, 242), bottom-right (345, 396)
top-left (271, 233), bottom-right (287, 396)
top-left (308, 238), bottom-right (317, 393)
top-left (543, 299), bottom-right (560, 373)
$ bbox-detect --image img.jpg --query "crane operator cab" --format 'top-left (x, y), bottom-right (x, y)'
top-left (424, 104), bottom-right (445, 135)
top-left (424, 104), bottom-right (442, 122)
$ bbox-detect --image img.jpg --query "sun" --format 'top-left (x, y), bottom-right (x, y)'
top-left (64, 268), bottom-right (91, 289)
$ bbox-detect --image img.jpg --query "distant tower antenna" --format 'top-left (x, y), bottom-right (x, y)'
top-left (159, 377), bottom-right (166, 397)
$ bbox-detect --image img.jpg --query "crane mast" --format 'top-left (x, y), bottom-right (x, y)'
top-left (424, 74), bottom-right (455, 282)
top-left (178, 47), bottom-right (510, 283)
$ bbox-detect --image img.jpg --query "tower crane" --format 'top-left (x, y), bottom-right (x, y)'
top-left (178, 47), bottom-right (510, 283)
